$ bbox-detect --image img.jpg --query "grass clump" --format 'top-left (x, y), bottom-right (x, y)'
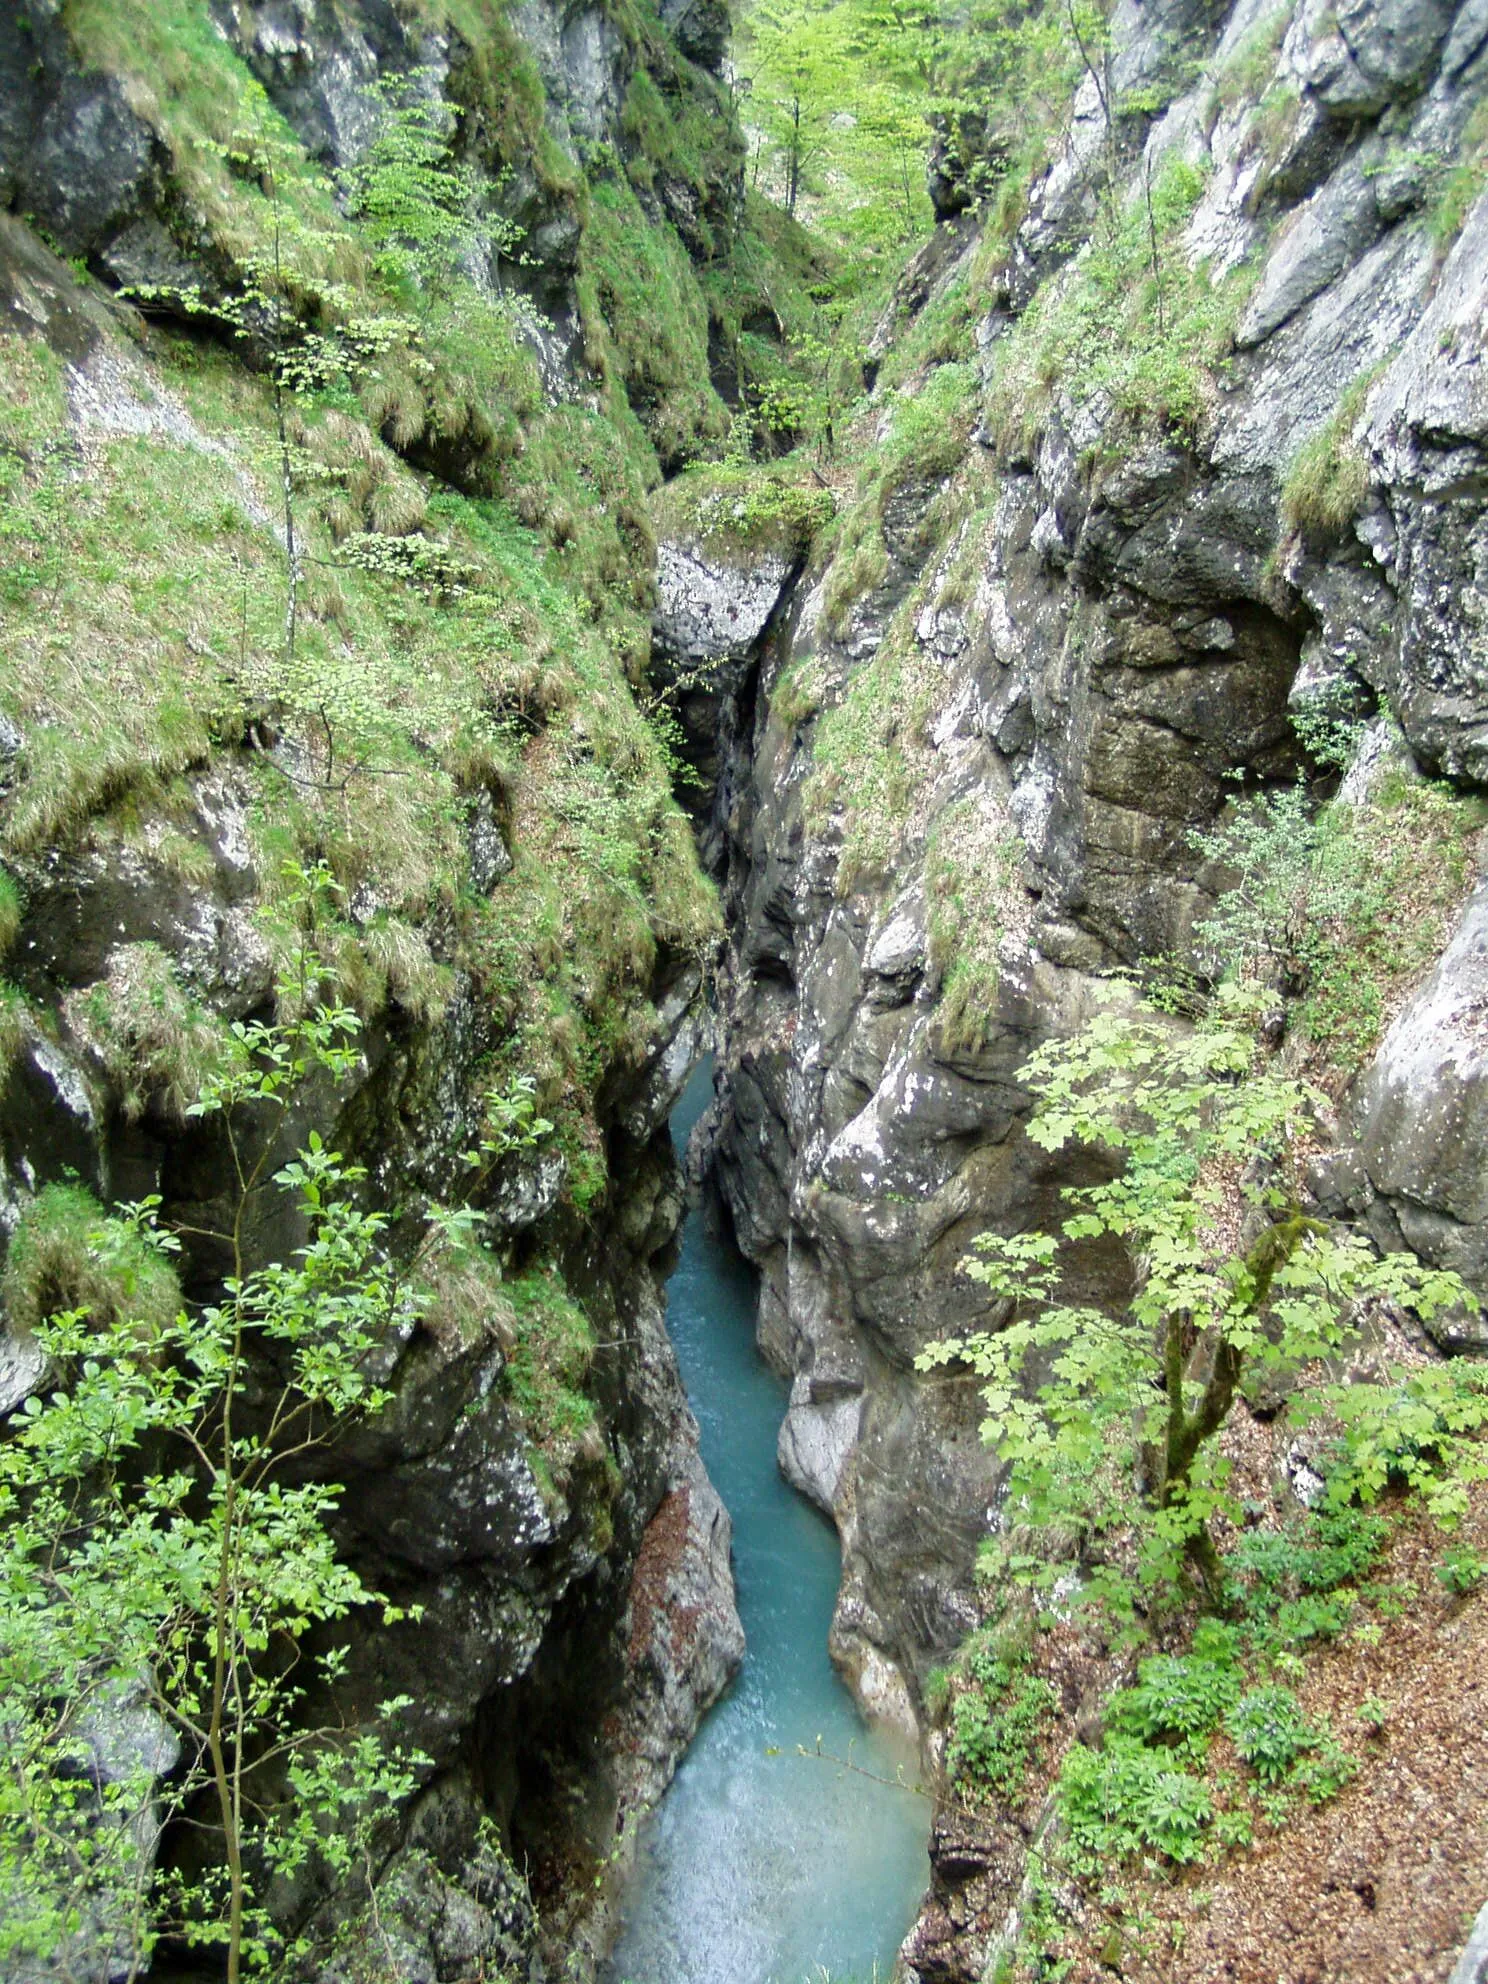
top-left (803, 614), bottom-right (936, 888)
top-left (619, 62), bottom-right (743, 256)
top-left (1279, 370), bottom-right (1379, 537)
top-left (2, 1183), bottom-right (183, 1339)
top-left (0, 311), bottom-right (716, 1167)
top-left (926, 798), bottom-right (1029, 1053)
top-left (416, 1225), bottom-right (516, 1357)
top-left (770, 655), bottom-right (829, 727)
top-left (66, 942), bottom-right (242, 1121)
top-left (654, 456), bottom-right (836, 558)
top-left (1280, 423), bottom-right (1370, 536)
top-left (64, 0), bottom-right (361, 294)
top-left (986, 155), bottom-right (1249, 453)
top-left (577, 175), bottom-right (730, 472)
top-left (0, 873), bottom-right (21, 959)
top-left (1428, 97), bottom-right (1488, 255)
top-left (0, 984), bottom-right (28, 1081)
top-left (1210, 7), bottom-right (1290, 112)
top-left (821, 359), bottom-right (979, 630)
top-left (500, 1267), bottom-right (598, 1453)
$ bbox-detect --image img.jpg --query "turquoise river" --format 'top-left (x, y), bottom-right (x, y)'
top-left (604, 1064), bottom-right (930, 1984)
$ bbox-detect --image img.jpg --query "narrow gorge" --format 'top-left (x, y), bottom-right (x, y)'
top-left (0, 0), bottom-right (1486, 1976)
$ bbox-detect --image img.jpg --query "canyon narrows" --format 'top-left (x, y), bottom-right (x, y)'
top-left (1, 0), bottom-right (1487, 1973)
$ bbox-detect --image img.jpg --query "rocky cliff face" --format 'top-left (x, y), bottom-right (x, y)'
top-left (652, 0), bottom-right (1488, 1944)
top-left (0, 0), bottom-right (757, 1970)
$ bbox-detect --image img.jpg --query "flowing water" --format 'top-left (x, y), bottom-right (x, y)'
top-left (604, 1065), bottom-right (929, 1984)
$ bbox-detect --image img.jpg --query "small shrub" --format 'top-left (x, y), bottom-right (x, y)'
top-left (1226, 1686), bottom-right (1314, 1782)
top-left (1437, 1544), bottom-right (1487, 1596)
top-left (1291, 1730), bottom-right (1356, 1805)
top-left (1326, 1360), bottom-right (1488, 1524)
top-left (1060, 1738), bottom-right (1214, 1865)
top-left (1106, 1625), bottom-right (1242, 1758)
top-left (656, 460), bottom-right (835, 557)
top-left (1194, 771), bottom-right (1484, 1080)
top-left (948, 1637), bottom-right (1057, 1800)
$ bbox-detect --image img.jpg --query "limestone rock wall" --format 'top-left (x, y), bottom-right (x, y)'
top-left (694, 0), bottom-right (1488, 1805)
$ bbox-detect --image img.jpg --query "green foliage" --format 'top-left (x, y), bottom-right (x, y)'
top-left (1318, 1359), bottom-right (1488, 1525)
top-left (925, 799), bottom-right (1027, 1052)
top-left (947, 1637), bottom-right (1057, 1798)
top-left (577, 175), bottom-right (730, 470)
top-left (339, 73), bottom-right (481, 298)
top-left (0, 971), bottom-right (424, 1981)
top-left (1229, 1507), bottom-right (1387, 1608)
top-left (71, 941), bottom-right (242, 1121)
top-left (1193, 765), bottom-right (1483, 1079)
top-left (620, 60), bottom-right (743, 257)
top-left (0, 871), bottom-right (20, 957)
top-left (738, 0), bottom-right (936, 254)
top-left (701, 193), bottom-right (853, 457)
top-left (1427, 97), bottom-right (1488, 254)
top-left (1105, 1624), bottom-right (1242, 1759)
top-left (1279, 371), bottom-right (1379, 537)
top-left (1225, 1686), bottom-right (1314, 1782)
top-left (917, 994), bottom-right (1480, 1610)
top-left (501, 1268), bottom-right (599, 1453)
top-left (1059, 1738), bottom-right (1215, 1867)
top-left (469, 1072), bottom-right (556, 1167)
top-left (0, 305), bottom-right (715, 1174)
top-left (655, 457), bottom-right (837, 556)
top-left (987, 155), bottom-right (1249, 450)
top-left (1437, 1544), bottom-right (1487, 1596)
top-left (2, 1182), bottom-right (184, 1340)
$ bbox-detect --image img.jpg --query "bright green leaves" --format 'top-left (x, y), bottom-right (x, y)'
top-left (1224, 1685), bottom-right (1315, 1782)
top-left (1315, 1361), bottom-right (1488, 1523)
top-left (917, 992), bottom-right (1483, 1614)
top-left (1060, 1738), bottom-right (1215, 1867)
top-left (339, 72), bottom-right (484, 299)
top-left (0, 963), bottom-right (424, 1977)
top-left (1106, 1623), bottom-right (1243, 1760)
top-left (946, 1643), bottom-right (1058, 1800)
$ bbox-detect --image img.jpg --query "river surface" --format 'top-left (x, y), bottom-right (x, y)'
top-left (604, 1064), bottom-right (929, 1984)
